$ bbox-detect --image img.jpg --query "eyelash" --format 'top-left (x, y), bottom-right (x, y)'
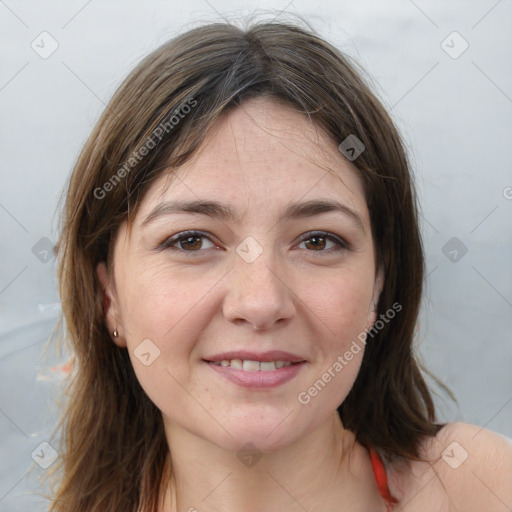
top-left (158, 230), bottom-right (349, 256)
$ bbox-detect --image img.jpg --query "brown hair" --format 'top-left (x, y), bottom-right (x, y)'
top-left (46, 18), bottom-right (445, 512)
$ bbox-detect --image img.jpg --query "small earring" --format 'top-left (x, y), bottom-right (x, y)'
top-left (113, 328), bottom-right (119, 338)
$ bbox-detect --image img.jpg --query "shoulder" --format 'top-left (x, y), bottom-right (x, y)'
top-left (388, 422), bottom-right (512, 512)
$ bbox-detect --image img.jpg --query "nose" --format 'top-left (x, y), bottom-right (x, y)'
top-left (222, 250), bottom-right (296, 331)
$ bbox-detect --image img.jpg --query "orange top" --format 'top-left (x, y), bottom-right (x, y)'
top-left (368, 447), bottom-right (398, 510)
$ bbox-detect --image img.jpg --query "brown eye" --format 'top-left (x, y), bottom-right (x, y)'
top-left (297, 232), bottom-right (348, 253)
top-left (159, 231), bottom-right (216, 253)
top-left (179, 235), bottom-right (204, 251)
top-left (304, 235), bottom-right (327, 251)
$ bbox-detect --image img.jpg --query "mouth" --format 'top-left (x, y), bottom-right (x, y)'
top-left (202, 353), bottom-right (307, 389)
top-left (205, 358), bottom-right (304, 371)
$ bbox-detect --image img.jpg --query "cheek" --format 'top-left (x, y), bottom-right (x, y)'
top-left (116, 262), bottom-right (225, 400)
top-left (116, 264), bottom-right (215, 418)
top-left (293, 268), bottom-right (373, 402)
top-left (119, 261), bottom-right (214, 337)
top-left (303, 268), bottom-right (374, 340)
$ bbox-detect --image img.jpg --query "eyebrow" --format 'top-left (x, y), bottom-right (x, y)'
top-left (141, 199), bottom-right (366, 234)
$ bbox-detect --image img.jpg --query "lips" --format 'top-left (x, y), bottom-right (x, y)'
top-left (204, 350), bottom-right (306, 363)
top-left (203, 350), bottom-right (307, 389)
top-left (209, 359), bottom-right (295, 371)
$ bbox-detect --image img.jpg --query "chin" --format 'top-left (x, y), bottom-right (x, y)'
top-left (208, 411), bottom-right (309, 454)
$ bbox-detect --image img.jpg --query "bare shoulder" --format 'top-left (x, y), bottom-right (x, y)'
top-left (387, 422), bottom-right (512, 511)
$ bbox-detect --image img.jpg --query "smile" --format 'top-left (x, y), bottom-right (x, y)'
top-left (208, 359), bottom-right (295, 371)
top-left (204, 359), bottom-right (306, 389)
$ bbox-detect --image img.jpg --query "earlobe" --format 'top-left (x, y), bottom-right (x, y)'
top-left (96, 262), bottom-right (126, 348)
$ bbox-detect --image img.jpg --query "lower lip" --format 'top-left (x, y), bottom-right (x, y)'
top-left (204, 361), bottom-right (306, 389)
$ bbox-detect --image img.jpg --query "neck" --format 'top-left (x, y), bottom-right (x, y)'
top-left (159, 413), bottom-right (385, 512)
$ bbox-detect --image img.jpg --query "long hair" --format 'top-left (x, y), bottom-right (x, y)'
top-left (46, 19), bottom-right (445, 512)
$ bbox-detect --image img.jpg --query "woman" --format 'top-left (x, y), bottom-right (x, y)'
top-left (47, 20), bottom-right (512, 511)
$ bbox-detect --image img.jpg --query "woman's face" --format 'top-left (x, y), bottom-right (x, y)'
top-left (99, 97), bottom-right (382, 453)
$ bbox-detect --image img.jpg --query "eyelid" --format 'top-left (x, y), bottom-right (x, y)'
top-left (295, 231), bottom-right (349, 252)
top-left (158, 229), bottom-right (349, 255)
top-left (157, 230), bottom-right (219, 253)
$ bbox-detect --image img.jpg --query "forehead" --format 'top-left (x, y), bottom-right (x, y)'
top-left (137, 97), bottom-right (369, 227)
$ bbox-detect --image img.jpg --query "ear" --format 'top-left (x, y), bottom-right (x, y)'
top-left (96, 262), bottom-right (126, 347)
top-left (366, 265), bottom-right (384, 330)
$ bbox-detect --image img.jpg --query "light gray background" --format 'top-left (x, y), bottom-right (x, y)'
top-left (1, 0), bottom-right (511, 509)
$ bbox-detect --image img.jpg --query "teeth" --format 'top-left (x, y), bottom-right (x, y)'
top-left (243, 360), bottom-right (260, 372)
top-left (230, 359), bottom-right (243, 370)
top-left (211, 359), bottom-right (293, 370)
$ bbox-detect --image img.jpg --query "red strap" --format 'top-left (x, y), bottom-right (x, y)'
top-left (369, 447), bottom-right (398, 506)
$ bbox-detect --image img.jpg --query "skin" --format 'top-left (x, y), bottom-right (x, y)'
top-left (97, 98), bottom-right (512, 512)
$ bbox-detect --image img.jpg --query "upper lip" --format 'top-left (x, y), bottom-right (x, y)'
top-left (204, 350), bottom-right (306, 363)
